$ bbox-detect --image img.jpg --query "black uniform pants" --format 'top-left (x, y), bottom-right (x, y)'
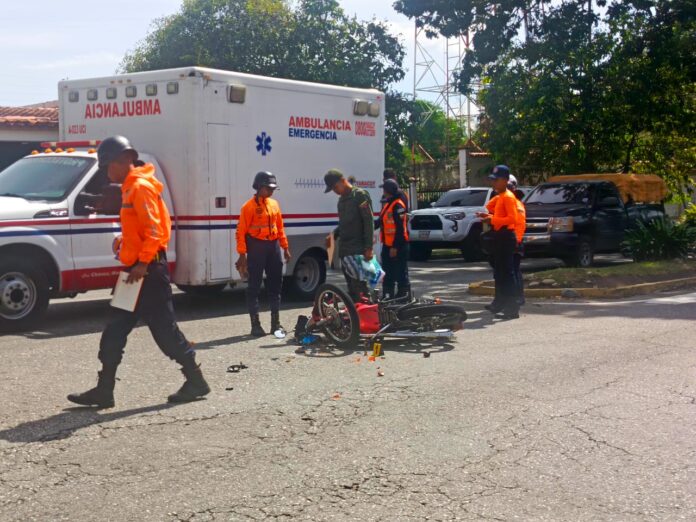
top-left (381, 244), bottom-right (410, 298)
top-left (513, 245), bottom-right (525, 305)
top-left (492, 229), bottom-right (519, 314)
top-left (246, 236), bottom-right (283, 315)
top-left (99, 252), bottom-right (195, 369)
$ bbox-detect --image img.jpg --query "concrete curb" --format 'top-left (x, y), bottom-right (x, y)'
top-left (468, 276), bottom-right (696, 299)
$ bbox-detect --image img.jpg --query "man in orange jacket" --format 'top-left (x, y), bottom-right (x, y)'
top-left (477, 165), bottom-right (522, 319)
top-left (236, 171), bottom-right (291, 337)
top-left (484, 174), bottom-right (526, 307)
top-left (68, 136), bottom-right (209, 408)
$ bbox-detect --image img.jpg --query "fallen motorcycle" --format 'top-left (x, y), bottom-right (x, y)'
top-left (298, 283), bottom-right (467, 351)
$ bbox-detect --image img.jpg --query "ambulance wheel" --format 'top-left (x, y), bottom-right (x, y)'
top-left (288, 252), bottom-right (326, 301)
top-left (0, 258), bottom-right (50, 331)
top-left (177, 284), bottom-right (226, 296)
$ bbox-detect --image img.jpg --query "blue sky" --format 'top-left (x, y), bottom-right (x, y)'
top-left (0, 0), bottom-right (447, 107)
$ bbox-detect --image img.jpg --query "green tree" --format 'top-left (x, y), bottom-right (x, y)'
top-left (395, 0), bottom-right (696, 194)
top-left (122, 0), bottom-right (407, 168)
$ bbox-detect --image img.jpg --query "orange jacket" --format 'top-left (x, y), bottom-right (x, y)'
top-left (119, 163), bottom-right (171, 265)
top-left (486, 192), bottom-right (526, 243)
top-left (379, 198), bottom-right (409, 247)
top-left (236, 196), bottom-right (289, 254)
top-left (486, 189), bottom-right (520, 233)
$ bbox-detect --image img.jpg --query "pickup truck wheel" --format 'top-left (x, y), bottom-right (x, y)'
top-left (288, 252), bottom-right (326, 301)
top-left (461, 224), bottom-right (484, 262)
top-left (0, 258), bottom-right (50, 331)
top-left (409, 243), bottom-right (432, 262)
top-left (565, 238), bottom-right (594, 268)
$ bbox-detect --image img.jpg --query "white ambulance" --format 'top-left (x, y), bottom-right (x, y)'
top-left (0, 66), bottom-right (384, 330)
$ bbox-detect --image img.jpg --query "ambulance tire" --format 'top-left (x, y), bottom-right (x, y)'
top-left (287, 252), bottom-right (326, 301)
top-left (177, 284), bottom-right (227, 297)
top-left (0, 257), bottom-right (50, 332)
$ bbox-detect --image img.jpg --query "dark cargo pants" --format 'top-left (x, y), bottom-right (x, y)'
top-left (99, 252), bottom-right (196, 369)
top-left (246, 235), bottom-right (283, 315)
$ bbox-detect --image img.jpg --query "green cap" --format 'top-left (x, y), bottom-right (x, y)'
top-left (324, 169), bottom-right (344, 193)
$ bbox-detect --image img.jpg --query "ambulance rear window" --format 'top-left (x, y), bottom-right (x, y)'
top-left (0, 156), bottom-right (96, 202)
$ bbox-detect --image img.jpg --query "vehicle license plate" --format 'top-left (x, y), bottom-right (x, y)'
top-left (418, 230), bottom-right (430, 239)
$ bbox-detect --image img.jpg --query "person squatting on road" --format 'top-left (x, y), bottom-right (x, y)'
top-left (476, 165), bottom-right (522, 320)
top-left (324, 169), bottom-right (375, 301)
top-left (236, 172), bottom-right (291, 337)
top-left (485, 174), bottom-right (526, 306)
top-left (378, 179), bottom-right (410, 299)
top-left (68, 136), bottom-right (210, 408)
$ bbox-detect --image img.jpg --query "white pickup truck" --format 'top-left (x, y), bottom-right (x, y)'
top-left (407, 186), bottom-right (532, 261)
top-left (0, 66), bottom-right (384, 330)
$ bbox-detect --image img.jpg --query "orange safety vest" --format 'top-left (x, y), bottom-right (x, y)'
top-left (236, 196), bottom-right (289, 254)
top-left (379, 198), bottom-right (409, 247)
top-left (487, 194), bottom-right (526, 244)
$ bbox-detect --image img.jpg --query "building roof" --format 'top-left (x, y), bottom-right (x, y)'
top-left (0, 103), bottom-right (59, 129)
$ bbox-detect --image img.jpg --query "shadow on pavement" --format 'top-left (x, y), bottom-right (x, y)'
top-left (0, 403), bottom-right (177, 444)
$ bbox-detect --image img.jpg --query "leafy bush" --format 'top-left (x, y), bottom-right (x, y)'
top-left (679, 204), bottom-right (696, 228)
top-left (623, 218), bottom-right (696, 261)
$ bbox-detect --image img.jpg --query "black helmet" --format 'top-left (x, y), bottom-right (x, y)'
top-left (97, 136), bottom-right (138, 168)
top-left (252, 171), bottom-right (278, 190)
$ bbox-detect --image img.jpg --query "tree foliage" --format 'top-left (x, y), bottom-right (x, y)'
top-left (394, 0), bottom-right (696, 193)
top-left (122, 0), bottom-right (407, 167)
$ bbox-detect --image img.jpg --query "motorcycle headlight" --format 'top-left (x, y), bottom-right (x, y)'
top-left (549, 216), bottom-right (574, 232)
top-left (444, 212), bottom-right (466, 221)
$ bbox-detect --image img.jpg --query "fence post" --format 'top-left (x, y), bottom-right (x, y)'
top-left (409, 178), bottom-right (418, 210)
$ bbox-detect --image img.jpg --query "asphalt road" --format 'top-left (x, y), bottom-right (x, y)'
top-left (0, 257), bottom-right (694, 521)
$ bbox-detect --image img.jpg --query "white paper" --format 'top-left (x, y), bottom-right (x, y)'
top-left (110, 271), bottom-right (144, 312)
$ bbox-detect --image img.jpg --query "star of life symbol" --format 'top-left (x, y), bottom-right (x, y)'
top-left (256, 132), bottom-right (272, 156)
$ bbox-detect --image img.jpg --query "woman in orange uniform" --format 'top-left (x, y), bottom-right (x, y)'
top-left (236, 172), bottom-right (291, 337)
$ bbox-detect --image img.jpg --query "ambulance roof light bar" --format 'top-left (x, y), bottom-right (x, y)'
top-left (40, 140), bottom-right (101, 149)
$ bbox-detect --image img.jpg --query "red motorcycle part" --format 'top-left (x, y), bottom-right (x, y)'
top-left (355, 302), bottom-right (380, 334)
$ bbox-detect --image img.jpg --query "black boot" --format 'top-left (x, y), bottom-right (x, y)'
top-left (250, 314), bottom-right (265, 337)
top-left (270, 310), bottom-right (282, 333)
top-left (67, 367), bottom-right (117, 408)
top-left (167, 364), bottom-right (211, 403)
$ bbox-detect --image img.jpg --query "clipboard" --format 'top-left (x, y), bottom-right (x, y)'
top-left (110, 271), bottom-right (144, 312)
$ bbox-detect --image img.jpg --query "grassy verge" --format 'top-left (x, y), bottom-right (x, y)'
top-left (525, 259), bottom-right (696, 288)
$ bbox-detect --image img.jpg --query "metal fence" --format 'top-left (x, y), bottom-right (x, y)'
top-left (414, 187), bottom-right (458, 209)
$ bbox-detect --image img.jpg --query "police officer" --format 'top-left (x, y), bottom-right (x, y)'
top-left (477, 165), bottom-right (521, 320)
top-left (236, 172), bottom-right (290, 337)
top-left (324, 169), bottom-right (374, 301)
top-left (68, 136), bottom-right (210, 408)
top-left (378, 179), bottom-right (410, 299)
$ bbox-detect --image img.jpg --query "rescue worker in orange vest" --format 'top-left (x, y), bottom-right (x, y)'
top-left (485, 174), bottom-right (526, 307)
top-left (68, 136), bottom-right (210, 408)
top-left (476, 165), bottom-right (521, 320)
top-left (378, 179), bottom-right (410, 299)
top-left (236, 171), bottom-right (291, 337)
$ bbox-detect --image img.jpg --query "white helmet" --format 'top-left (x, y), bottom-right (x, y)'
top-left (507, 174), bottom-right (518, 189)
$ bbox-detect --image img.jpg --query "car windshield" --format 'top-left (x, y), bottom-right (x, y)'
top-left (434, 189), bottom-right (488, 207)
top-left (526, 183), bottom-right (590, 205)
top-left (0, 156), bottom-right (95, 202)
